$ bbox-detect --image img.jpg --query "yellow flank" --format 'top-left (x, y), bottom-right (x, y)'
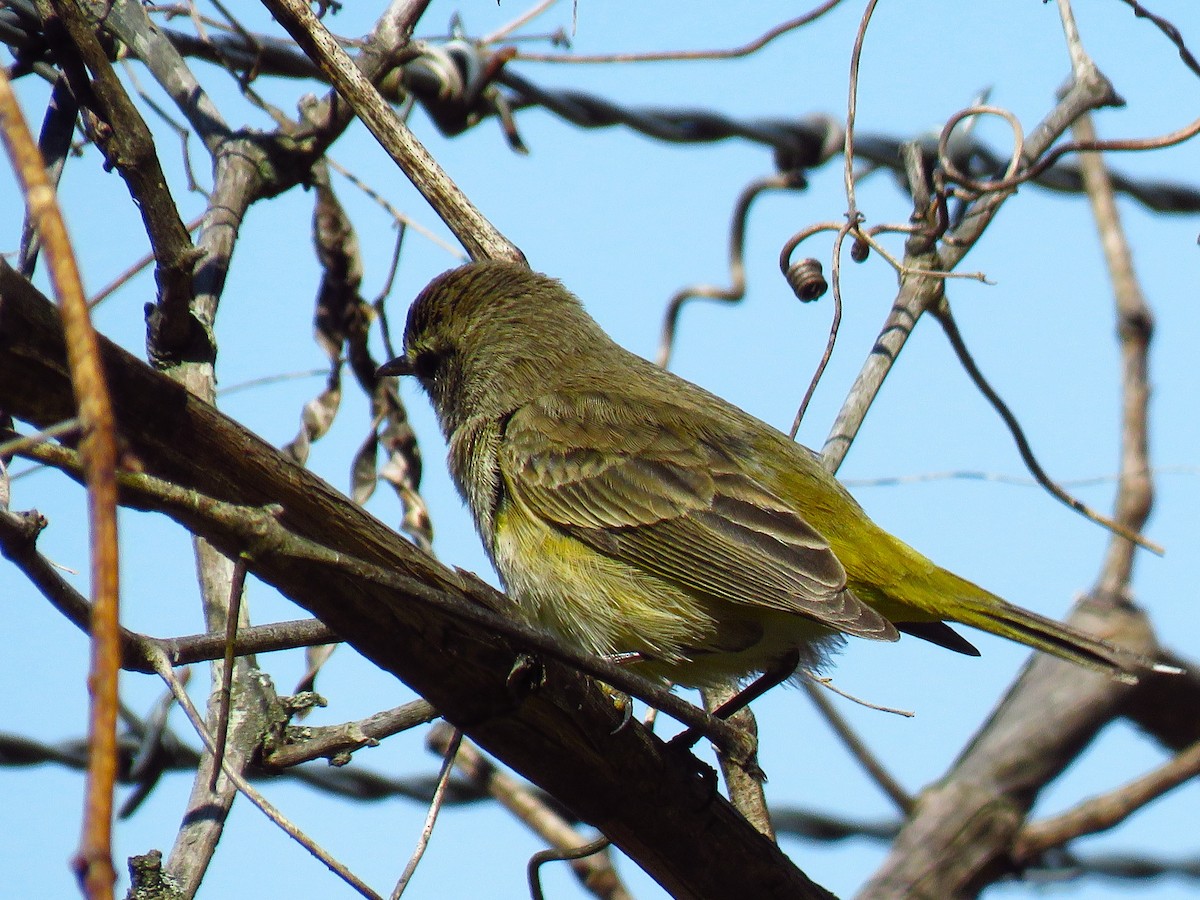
top-left (492, 500), bottom-right (842, 686)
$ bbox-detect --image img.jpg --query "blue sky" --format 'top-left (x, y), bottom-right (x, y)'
top-left (3, 2), bottom-right (1198, 898)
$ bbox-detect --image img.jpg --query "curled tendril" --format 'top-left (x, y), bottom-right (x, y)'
top-left (783, 258), bottom-right (829, 302)
top-left (937, 104), bottom-right (1026, 194)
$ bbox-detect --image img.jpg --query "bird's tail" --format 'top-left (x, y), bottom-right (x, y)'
top-left (843, 526), bottom-right (1179, 682)
top-left (939, 577), bottom-right (1178, 684)
top-left (960, 599), bottom-right (1141, 682)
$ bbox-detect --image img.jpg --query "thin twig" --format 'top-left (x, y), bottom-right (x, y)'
top-left (482, 0), bottom-right (561, 45)
top-left (941, 114), bottom-right (1200, 197)
top-left (789, 221), bottom-right (848, 437)
top-left (143, 644), bottom-right (384, 900)
top-left (0, 63), bottom-right (120, 900)
top-left (928, 300), bottom-right (1162, 555)
top-left (1018, 736), bottom-right (1200, 857)
top-left (262, 0), bottom-right (524, 263)
top-left (208, 557), bottom-right (248, 791)
top-left (841, 465), bottom-right (1199, 489)
top-left (87, 215), bottom-right (206, 309)
top-left (801, 671), bottom-right (914, 718)
top-left (325, 156), bottom-right (466, 258)
top-left (528, 836), bottom-right (615, 900)
top-left (216, 369), bottom-right (329, 396)
top-left (800, 680), bottom-right (913, 814)
top-left (391, 728), bottom-right (462, 898)
top-left (0, 418), bottom-right (81, 456)
top-left (935, 104), bottom-right (1025, 195)
top-left (1116, 0), bottom-right (1200, 79)
top-left (656, 171), bottom-right (804, 368)
top-left (513, 0), bottom-right (846, 63)
top-left (843, 0), bottom-right (882, 217)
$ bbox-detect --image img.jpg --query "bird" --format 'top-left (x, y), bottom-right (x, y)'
top-left (378, 260), bottom-right (1165, 688)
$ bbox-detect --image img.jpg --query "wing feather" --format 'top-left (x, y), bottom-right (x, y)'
top-left (500, 392), bottom-right (898, 642)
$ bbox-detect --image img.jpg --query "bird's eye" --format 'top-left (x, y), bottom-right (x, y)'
top-left (412, 350), bottom-right (440, 379)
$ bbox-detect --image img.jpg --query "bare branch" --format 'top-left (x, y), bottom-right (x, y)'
top-left (1018, 736), bottom-right (1200, 856)
top-left (0, 62), bottom-right (120, 900)
top-left (262, 0), bottom-right (523, 263)
top-left (0, 265), bottom-right (831, 897)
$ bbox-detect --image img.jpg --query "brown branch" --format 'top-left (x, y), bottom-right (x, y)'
top-left (0, 264), bottom-right (832, 899)
top-left (0, 65), bottom-right (120, 900)
top-left (117, 9), bottom-right (446, 874)
top-left (939, 58), bottom-right (1123, 273)
top-left (264, 700), bottom-right (439, 769)
top-left (1017, 736), bottom-right (1200, 857)
top-left (44, 0), bottom-right (199, 356)
top-left (85, 3), bottom-right (429, 370)
top-left (261, 0), bottom-right (524, 264)
top-left (0, 711), bottom-right (471, 808)
top-left (1071, 111), bottom-right (1157, 594)
top-left (89, 0), bottom-right (232, 153)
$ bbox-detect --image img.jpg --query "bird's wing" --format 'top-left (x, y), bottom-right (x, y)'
top-left (499, 391), bottom-right (897, 642)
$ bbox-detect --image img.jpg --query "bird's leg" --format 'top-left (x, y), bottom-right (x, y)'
top-left (667, 649), bottom-right (800, 752)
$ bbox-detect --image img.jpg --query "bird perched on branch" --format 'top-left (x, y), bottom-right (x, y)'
top-left (379, 261), bottom-right (1168, 688)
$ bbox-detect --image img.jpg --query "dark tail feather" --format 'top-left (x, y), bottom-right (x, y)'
top-left (895, 621), bottom-right (980, 656)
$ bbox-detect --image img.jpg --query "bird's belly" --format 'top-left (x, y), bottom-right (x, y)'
top-left (491, 508), bottom-right (841, 686)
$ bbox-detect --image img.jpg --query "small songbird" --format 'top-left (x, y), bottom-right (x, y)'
top-left (379, 261), bottom-right (1162, 687)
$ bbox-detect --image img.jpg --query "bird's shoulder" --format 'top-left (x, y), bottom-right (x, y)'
top-left (511, 378), bottom-right (722, 438)
top-left (497, 386), bottom-right (726, 528)
top-left (496, 384), bottom-right (834, 535)
top-left (498, 379), bottom-right (831, 489)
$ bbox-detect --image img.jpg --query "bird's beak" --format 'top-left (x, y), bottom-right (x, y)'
top-left (376, 354), bottom-right (414, 377)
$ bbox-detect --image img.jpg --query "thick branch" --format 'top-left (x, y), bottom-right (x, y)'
top-left (0, 262), bottom-right (831, 900)
top-left (44, 0), bottom-right (198, 357)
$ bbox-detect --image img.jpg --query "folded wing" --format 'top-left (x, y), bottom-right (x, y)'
top-left (500, 391), bottom-right (899, 643)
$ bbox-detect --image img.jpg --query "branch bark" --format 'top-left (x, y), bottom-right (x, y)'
top-left (0, 261), bottom-right (833, 900)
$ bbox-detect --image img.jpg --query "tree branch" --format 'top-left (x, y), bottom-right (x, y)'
top-left (0, 261), bottom-right (833, 900)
